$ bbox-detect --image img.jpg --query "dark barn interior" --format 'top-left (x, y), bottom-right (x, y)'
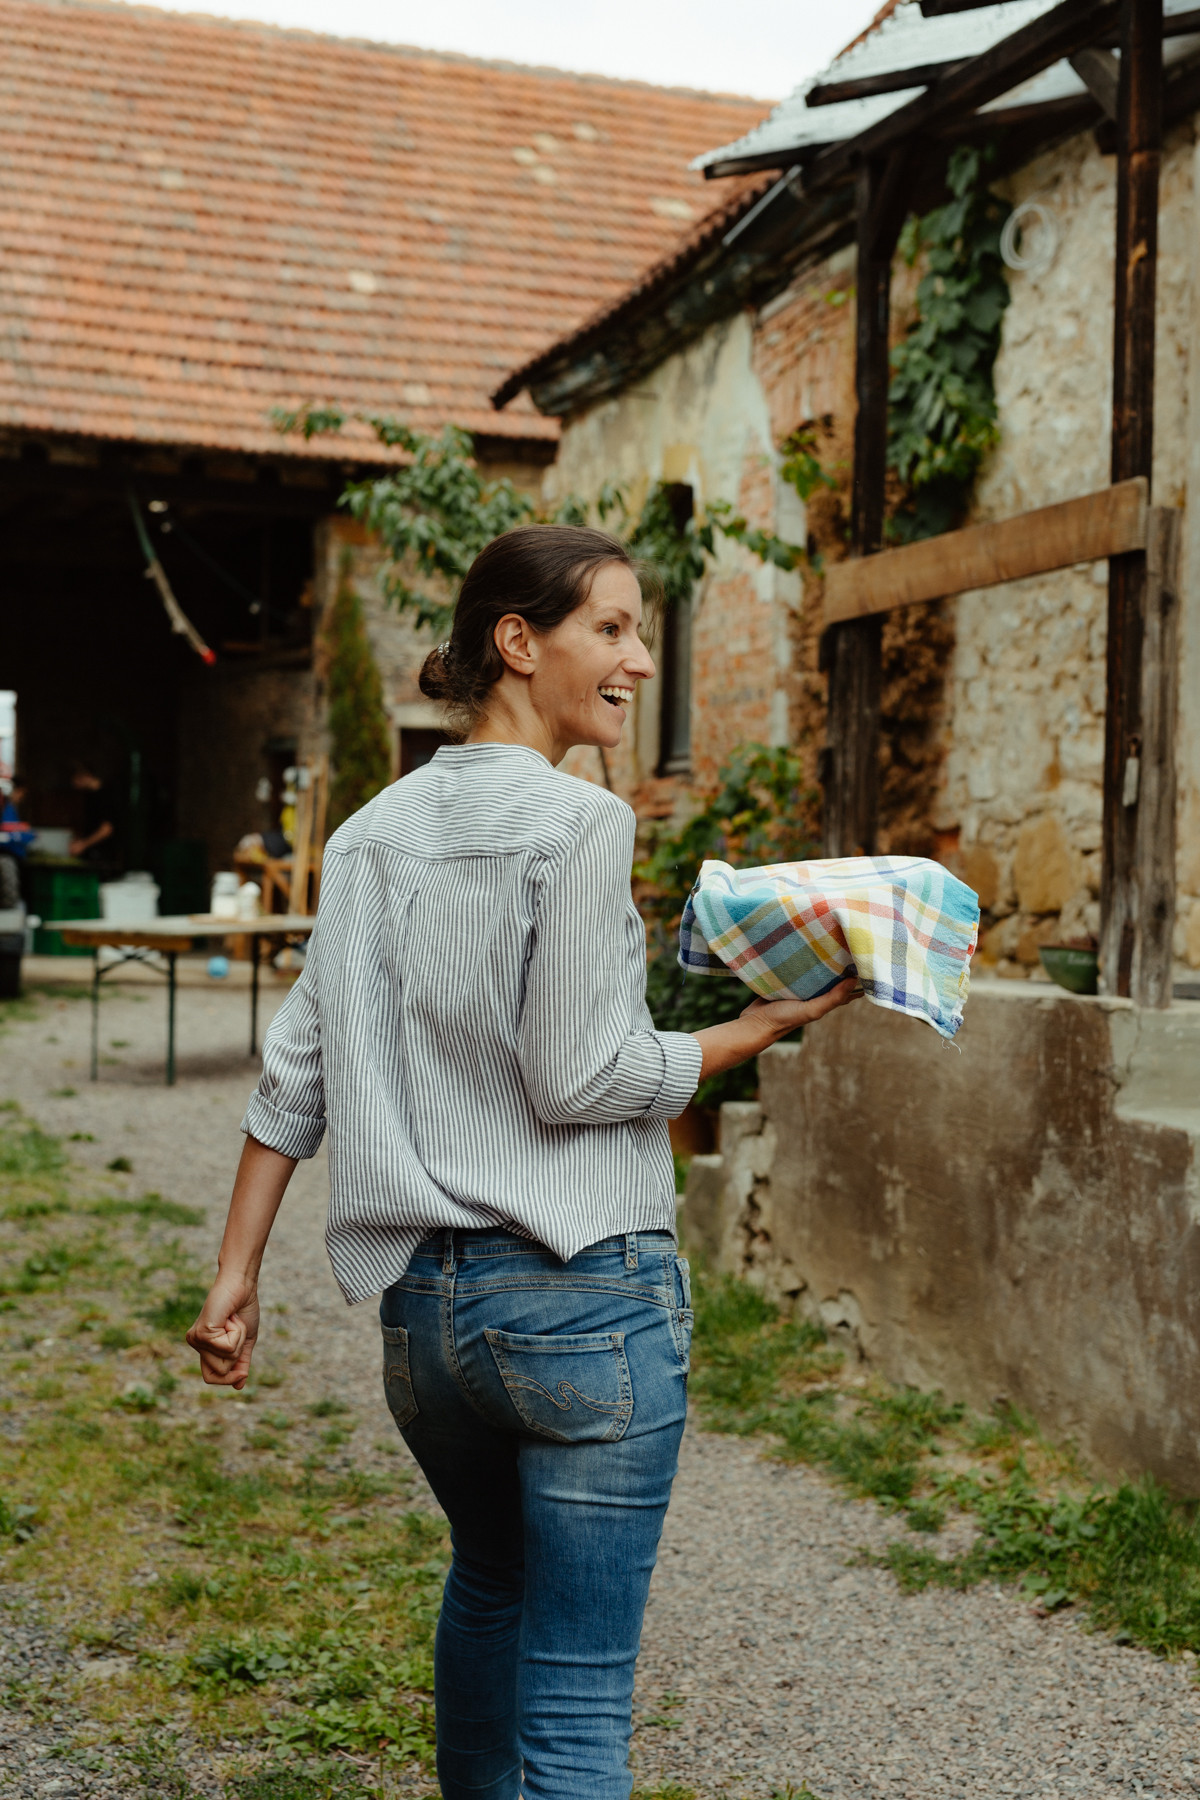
top-left (1, 440), bottom-right (343, 901)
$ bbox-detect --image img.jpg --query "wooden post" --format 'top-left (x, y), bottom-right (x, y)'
top-left (1132, 507), bottom-right (1180, 1008)
top-left (1100, 0), bottom-right (1163, 998)
top-left (823, 152), bottom-right (909, 855)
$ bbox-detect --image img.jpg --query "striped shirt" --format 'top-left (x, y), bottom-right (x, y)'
top-left (243, 741), bottom-right (703, 1304)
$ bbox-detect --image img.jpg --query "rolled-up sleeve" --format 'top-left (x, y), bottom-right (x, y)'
top-left (241, 939), bottom-right (327, 1159)
top-left (517, 795), bottom-right (702, 1126)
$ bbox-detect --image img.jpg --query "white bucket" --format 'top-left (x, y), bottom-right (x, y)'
top-left (100, 872), bottom-right (160, 924)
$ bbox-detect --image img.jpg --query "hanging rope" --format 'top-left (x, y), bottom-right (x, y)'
top-left (127, 491), bottom-right (216, 665)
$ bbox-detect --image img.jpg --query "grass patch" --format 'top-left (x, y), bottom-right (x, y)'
top-left (87, 1192), bottom-right (206, 1228)
top-left (142, 1281), bottom-right (210, 1335)
top-left (690, 1268), bottom-right (1200, 1662)
top-left (0, 1097), bottom-right (447, 1791)
top-left (0, 1117), bottom-right (66, 1179)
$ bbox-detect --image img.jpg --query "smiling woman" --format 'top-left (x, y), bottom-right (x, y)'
top-left (186, 522), bottom-right (856, 1800)
top-left (416, 523), bottom-right (658, 754)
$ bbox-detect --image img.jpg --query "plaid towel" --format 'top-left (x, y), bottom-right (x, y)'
top-left (679, 855), bottom-right (980, 1041)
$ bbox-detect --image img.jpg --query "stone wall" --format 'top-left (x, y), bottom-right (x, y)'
top-left (682, 983), bottom-right (1200, 1491)
top-left (944, 125), bottom-right (1198, 974)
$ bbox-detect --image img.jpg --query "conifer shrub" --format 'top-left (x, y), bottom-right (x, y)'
top-left (325, 562), bottom-right (392, 833)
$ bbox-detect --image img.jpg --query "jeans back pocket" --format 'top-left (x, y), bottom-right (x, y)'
top-left (381, 1323), bottom-right (419, 1429)
top-left (485, 1328), bottom-right (633, 1443)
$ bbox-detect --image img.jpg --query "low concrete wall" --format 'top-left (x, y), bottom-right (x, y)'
top-left (682, 981), bottom-right (1200, 1491)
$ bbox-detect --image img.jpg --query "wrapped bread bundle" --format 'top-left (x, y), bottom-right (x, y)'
top-left (679, 855), bottom-right (980, 1041)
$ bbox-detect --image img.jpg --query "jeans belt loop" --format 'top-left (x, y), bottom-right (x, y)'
top-left (443, 1228), bottom-right (455, 1275)
top-left (624, 1231), bottom-right (638, 1270)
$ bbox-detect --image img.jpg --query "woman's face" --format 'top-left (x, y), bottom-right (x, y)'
top-left (529, 562), bottom-right (657, 756)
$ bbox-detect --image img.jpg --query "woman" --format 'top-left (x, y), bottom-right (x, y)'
top-left (188, 525), bottom-right (856, 1800)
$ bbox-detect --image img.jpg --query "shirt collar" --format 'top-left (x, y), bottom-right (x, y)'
top-left (434, 742), bottom-right (552, 770)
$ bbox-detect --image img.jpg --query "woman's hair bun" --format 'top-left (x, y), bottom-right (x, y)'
top-left (418, 642), bottom-right (455, 702)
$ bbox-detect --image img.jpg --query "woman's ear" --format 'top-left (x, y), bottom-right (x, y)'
top-left (493, 614), bottom-right (538, 677)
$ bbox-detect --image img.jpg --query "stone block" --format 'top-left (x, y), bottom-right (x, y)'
top-left (962, 844), bottom-right (999, 911)
top-left (679, 1154), bottom-right (728, 1267)
top-left (1014, 814), bottom-right (1079, 914)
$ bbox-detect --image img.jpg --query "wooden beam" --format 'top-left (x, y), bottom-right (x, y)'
top-left (823, 479), bottom-right (1149, 625)
top-left (808, 60), bottom-right (966, 107)
top-left (1101, 0), bottom-right (1163, 1001)
top-left (806, 0), bottom-right (1125, 197)
top-left (823, 152), bottom-right (911, 857)
top-left (1096, 52), bottom-right (1200, 154)
top-left (1132, 508), bottom-right (1180, 1008)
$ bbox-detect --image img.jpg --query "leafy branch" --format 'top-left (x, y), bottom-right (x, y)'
top-left (273, 406), bottom-right (805, 631)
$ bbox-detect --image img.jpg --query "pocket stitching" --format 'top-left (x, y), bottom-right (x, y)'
top-left (485, 1329), bottom-right (632, 1444)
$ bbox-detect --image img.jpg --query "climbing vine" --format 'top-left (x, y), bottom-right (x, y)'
top-left (887, 145), bottom-right (1012, 542)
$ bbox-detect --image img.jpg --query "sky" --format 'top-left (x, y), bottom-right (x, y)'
top-left (143, 0), bottom-right (886, 99)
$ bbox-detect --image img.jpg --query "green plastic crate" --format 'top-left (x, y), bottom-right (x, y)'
top-left (30, 865), bottom-right (101, 956)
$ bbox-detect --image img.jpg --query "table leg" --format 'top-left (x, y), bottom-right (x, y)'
top-left (250, 934), bottom-right (261, 1058)
top-left (166, 952), bottom-right (177, 1087)
top-left (90, 949), bottom-right (100, 1082)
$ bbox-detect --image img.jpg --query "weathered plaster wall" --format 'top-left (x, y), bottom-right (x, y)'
top-left (943, 125), bottom-right (1196, 973)
top-left (544, 310), bottom-right (806, 806)
top-left (682, 984), bottom-right (1200, 1491)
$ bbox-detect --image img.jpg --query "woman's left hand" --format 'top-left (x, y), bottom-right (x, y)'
top-left (692, 976), bottom-right (861, 1083)
top-left (740, 979), bottom-right (862, 1034)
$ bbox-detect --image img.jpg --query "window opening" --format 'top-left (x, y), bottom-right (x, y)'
top-left (658, 484), bottom-right (694, 777)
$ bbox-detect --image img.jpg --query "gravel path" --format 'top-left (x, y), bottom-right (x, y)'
top-left (3, 973), bottom-right (1200, 1798)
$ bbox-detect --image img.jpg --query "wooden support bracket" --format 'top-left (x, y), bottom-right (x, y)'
top-left (823, 478), bottom-right (1148, 626)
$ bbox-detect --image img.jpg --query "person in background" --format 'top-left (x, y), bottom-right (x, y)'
top-left (68, 763), bottom-right (117, 862)
top-left (1, 774), bottom-right (31, 851)
top-left (0, 774), bottom-right (33, 907)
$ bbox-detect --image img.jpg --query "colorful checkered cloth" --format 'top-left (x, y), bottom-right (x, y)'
top-left (679, 856), bottom-right (980, 1041)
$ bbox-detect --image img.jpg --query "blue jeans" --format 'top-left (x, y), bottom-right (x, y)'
top-left (379, 1228), bottom-right (693, 1800)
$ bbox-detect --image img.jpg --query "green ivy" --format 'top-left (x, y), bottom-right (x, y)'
top-left (637, 745), bottom-right (820, 1109)
top-left (887, 146), bottom-right (1011, 542)
top-left (779, 422), bottom-right (838, 505)
top-left (325, 560), bottom-right (393, 832)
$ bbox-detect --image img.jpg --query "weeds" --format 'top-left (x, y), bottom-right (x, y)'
top-left (87, 1192), bottom-right (206, 1228)
top-left (143, 1282), bottom-right (209, 1334)
top-left (1, 1099), bottom-right (447, 1790)
top-left (0, 1118), bottom-right (66, 1178)
top-left (689, 1268), bottom-right (1200, 1661)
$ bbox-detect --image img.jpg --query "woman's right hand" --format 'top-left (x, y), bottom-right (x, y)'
top-left (186, 1271), bottom-right (260, 1389)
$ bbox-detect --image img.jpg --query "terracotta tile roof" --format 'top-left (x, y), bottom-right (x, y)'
top-left (492, 173), bottom-right (773, 412)
top-left (0, 0), bottom-right (768, 460)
